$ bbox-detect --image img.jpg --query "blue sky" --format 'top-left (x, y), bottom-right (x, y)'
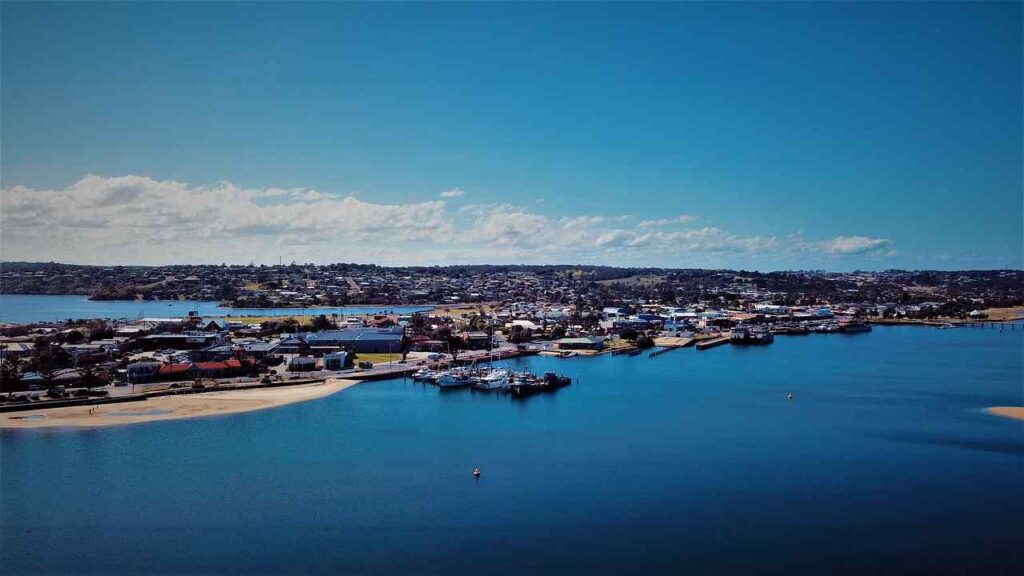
top-left (2, 2), bottom-right (1021, 270)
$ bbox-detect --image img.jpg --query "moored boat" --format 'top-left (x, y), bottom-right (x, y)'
top-left (437, 369), bottom-right (473, 388)
top-left (507, 371), bottom-right (571, 397)
top-left (842, 321), bottom-right (872, 333)
top-left (411, 368), bottom-right (437, 383)
top-left (472, 369), bottom-right (510, 390)
top-left (730, 325), bottom-right (774, 344)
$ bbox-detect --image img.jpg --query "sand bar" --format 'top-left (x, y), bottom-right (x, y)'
top-left (986, 407), bottom-right (1024, 422)
top-left (0, 379), bottom-right (359, 429)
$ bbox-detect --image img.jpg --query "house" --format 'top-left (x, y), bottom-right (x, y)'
top-left (636, 313), bottom-right (666, 323)
top-left (459, 331), bottom-right (492, 350)
top-left (0, 341), bottom-right (34, 360)
top-left (408, 338), bottom-right (446, 352)
top-left (140, 332), bottom-right (222, 350)
top-left (61, 342), bottom-right (118, 365)
top-left (507, 319), bottom-right (542, 332)
top-left (753, 304), bottom-right (788, 315)
top-left (190, 344), bottom-right (237, 362)
top-left (158, 362), bottom-right (197, 380)
top-left (127, 361), bottom-right (163, 383)
top-left (240, 340), bottom-right (279, 359)
top-left (602, 305), bottom-right (626, 317)
top-left (199, 318), bottom-right (228, 332)
top-left (194, 359), bottom-right (247, 378)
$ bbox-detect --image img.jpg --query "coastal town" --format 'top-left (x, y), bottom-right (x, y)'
top-left (1, 262), bottom-right (1022, 419)
top-left (3, 263), bottom-right (1022, 312)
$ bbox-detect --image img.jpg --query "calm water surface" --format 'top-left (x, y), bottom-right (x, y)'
top-left (0, 294), bottom-right (430, 323)
top-left (2, 326), bottom-right (1022, 575)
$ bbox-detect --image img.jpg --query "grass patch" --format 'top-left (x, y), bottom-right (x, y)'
top-left (353, 353), bottom-right (404, 364)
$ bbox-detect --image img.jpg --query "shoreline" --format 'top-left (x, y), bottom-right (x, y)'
top-left (0, 379), bottom-right (359, 429)
top-left (986, 406), bottom-right (1024, 422)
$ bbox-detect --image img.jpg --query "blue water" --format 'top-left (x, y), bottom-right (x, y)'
top-left (2, 326), bottom-right (1022, 575)
top-left (0, 294), bottom-right (431, 323)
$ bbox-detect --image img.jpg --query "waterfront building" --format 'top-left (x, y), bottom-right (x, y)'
top-left (553, 336), bottom-right (605, 351)
top-left (323, 351), bottom-right (347, 371)
top-left (279, 327), bottom-right (403, 354)
top-left (288, 356), bottom-right (317, 372)
top-left (140, 332), bottom-right (223, 350)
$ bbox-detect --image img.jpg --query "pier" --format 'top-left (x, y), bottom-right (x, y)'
top-left (696, 335), bottom-right (732, 351)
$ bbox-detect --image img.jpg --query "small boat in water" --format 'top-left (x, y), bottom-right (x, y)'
top-left (842, 321), bottom-right (872, 333)
top-left (437, 369), bottom-right (473, 388)
top-left (730, 325), bottom-right (774, 344)
top-left (508, 372), bottom-right (571, 397)
top-left (411, 368), bottom-right (437, 383)
top-left (472, 369), bottom-right (510, 390)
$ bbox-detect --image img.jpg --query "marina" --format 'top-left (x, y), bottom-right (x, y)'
top-left (2, 2), bottom-right (1020, 574)
top-left (2, 324), bottom-right (1021, 574)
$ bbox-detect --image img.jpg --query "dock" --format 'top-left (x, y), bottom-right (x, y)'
top-left (653, 336), bottom-right (694, 348)
top-left (648, 346), bottom-right (681, 358)
top-left (696, 335), bottom-right (731, 351)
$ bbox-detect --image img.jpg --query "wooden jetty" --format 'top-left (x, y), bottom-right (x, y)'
top-left (648, 346), bottom-right (680, 359)
top-left (696, 335), bottom-right (731, 351)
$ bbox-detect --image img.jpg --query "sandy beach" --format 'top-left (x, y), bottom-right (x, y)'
top-left (0, 379), bottom-right (359, 429)
top-left (986, 406), bottom-right (1024, 422)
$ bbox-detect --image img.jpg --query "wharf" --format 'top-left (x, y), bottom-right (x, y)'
top-left (653, 336), bottom-right (694, 348)
top-left (696, 335), bottom-right (732, 351)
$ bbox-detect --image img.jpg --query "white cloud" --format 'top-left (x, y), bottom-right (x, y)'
top-left (439, 188), bottom-right (465, 198)
top-left (638, 213), bottom-right (697, 227)
top-left (818, 235), bottom-right (891, 255)
top-left (0, 174), bottom-right (898, 267)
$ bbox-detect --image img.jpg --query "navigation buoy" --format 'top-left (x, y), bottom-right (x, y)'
top-left (473, 468), bottom-right (481, 478)
top-left (787, 393), bottom-right (794, 400)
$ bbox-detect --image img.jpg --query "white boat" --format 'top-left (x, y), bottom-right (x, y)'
top-left (411, 368), bottom-right (436, 383)
top-left (437, 369), bottom-right (472, 388)
top-left (472, 369), bottom-right (509, 390)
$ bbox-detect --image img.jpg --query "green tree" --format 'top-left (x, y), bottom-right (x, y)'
top-left (78, 363), bottom-right (106, 392)
top-left (1, 359), bottom-right (22, 399)
top-left (311, 314), bottom-right (335, 331)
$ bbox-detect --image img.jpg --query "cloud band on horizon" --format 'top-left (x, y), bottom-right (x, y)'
top-left (1, 174), bottom-right (896, 268)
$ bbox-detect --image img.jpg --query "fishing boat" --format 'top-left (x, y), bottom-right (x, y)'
top-left (812, 321), bottom-right (841, 333)
top-left (508, 371), bottom-right (571, 397)
top-left (730, 325), bottom-right (774, 344)
top-left (842, 321), bottom-right (872, 333)
top-left (543, 372), bottom-right (572, 389)
top-left (437, 368), bottom-right (473, 388)
top-left (507, 373), bottom-right (544, 397)
top-left (472, 369), bottom-right (510, 390)
top-left (411, 368), bottom-right (437, 383)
